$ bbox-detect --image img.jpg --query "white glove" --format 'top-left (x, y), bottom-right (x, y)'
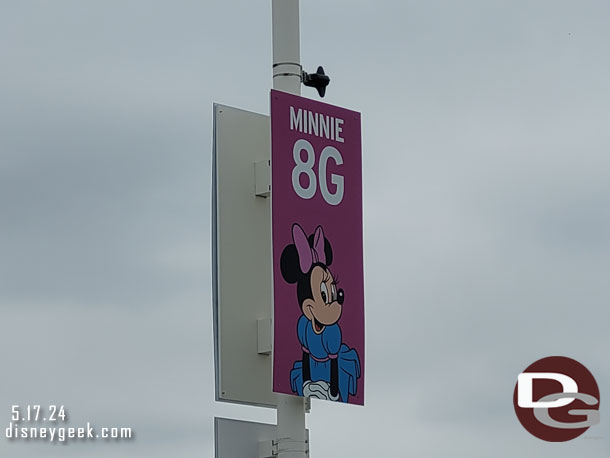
top-left (303, 380), bottom-right (340, 402)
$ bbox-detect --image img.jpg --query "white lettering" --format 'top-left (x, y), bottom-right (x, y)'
top-left (308, 111), bottom-right (319, 136)
top-left (517, 372), bottom-right (578, 408)
top-left (335, 118), bottom-right (344, 143)
top-left (320, 115), bottom-right (329, 139)
top-left (292, 139), bottom-right (317, 199)
top-left (290, 107), bottom-right (302, 131)
top-left (288, 107), bottom-right (345, 142)
top-left (319, 146), bottom-right (344, 205)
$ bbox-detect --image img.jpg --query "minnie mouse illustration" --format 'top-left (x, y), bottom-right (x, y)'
top-left (280, 223), bottom-right (361, 402)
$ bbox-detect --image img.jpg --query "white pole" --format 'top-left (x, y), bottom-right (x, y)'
top-left (272, 0), bottom-right (301, 96)
top-left (272, 1), bottom-right (307, 457)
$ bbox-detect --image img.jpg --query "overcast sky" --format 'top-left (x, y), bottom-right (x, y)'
top-left (1, 1), bottom-right (609, 457)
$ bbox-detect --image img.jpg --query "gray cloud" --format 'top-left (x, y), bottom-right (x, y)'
top-left (1, 1), bottom-right (609, 457)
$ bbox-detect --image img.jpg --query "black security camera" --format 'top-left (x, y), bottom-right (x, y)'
top-left (302, 66), bottom-right (330, 98)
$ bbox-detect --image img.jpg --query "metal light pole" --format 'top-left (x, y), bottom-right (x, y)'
top-left (272, 0), bottom-right (302, 95)
top-left (272, 1), bottom-right (308, 457)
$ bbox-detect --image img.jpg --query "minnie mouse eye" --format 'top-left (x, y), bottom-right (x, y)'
top-left (320, 282), bottom-right (329, 304)
top-left (331, 284), bottom-right (337, 302)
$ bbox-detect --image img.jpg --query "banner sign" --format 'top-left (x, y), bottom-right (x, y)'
top-left (271, 90), bottom-right (364, 405)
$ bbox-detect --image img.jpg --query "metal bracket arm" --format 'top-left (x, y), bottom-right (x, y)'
top-left (255, 159), bottom-right (271, 197)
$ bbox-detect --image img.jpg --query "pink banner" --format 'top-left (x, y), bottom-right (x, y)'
top-left (271, 90), bottom-right (364, 405)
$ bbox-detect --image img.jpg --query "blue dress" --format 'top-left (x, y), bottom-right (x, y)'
top-left (290, 314), bottom-right (361, 402)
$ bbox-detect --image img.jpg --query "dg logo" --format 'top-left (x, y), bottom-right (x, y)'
top-left (513, 356), bottom-right (600, 441)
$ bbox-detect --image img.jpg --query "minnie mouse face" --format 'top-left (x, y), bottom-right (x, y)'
top-left (302, 265), bottom-right (344, 334)
top-left (280, 224), bottom-right (345, 334)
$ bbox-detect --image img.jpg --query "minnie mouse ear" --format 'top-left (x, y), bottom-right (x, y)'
top-left (280, 244), bottom-right (301, 284)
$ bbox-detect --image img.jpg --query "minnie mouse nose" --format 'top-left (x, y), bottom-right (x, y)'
top-left (337, 289), bottom-right (345, 305)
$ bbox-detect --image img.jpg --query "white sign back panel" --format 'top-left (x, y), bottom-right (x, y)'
top-left (212, 104), bottom-right (276, 407)
top-left (214, 418), bottom-right (276, 458)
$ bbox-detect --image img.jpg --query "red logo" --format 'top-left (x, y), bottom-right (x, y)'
top-left (513, 356), bottom-right (600, 441)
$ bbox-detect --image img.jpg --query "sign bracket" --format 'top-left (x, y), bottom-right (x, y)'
top-left (255, 159), bottom-right (271, 197)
